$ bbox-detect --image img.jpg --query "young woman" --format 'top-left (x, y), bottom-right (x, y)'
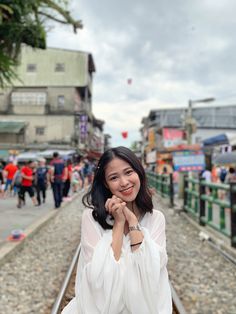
top-left (62, 146), bottom-right (172, 314)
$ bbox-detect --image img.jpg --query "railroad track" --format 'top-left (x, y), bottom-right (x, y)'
top-left (50, 243), bottom-right (187, 314)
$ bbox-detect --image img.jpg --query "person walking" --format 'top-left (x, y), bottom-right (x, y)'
top-left (73, 161), bottom-right (84, 189)
top-left (224, 167), bottom-right (236, 184)
top-left (50, 152), bottom-right (65, 208)
top-left (62, 146), bottom-right (172, 314)
top-left (18, 160), bottom-right (37, 208)
top-left (201, 167), bottom-right (212, 183)
top-left (35, 158), bottom-right (48, 206)
top-left (63, 159), bottom-right (72, 199)
top-left (173, 169), bottom-right (179, 196)
top-left (3, 161), bottom-right (18, 197)
top-left (0, 161), bottom-right (5, 198)
top-left (12, 164), bottom-right (24, 208)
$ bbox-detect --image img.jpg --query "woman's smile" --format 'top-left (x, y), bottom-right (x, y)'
top-left (120, 186), bottom-right (134, 196)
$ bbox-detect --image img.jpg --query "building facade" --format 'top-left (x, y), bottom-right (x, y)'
top-left (141, 105), bottom-right (236, 166)
top-left (0, 45), bottom-right (105, 155)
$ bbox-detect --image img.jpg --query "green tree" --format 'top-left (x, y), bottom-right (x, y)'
top-left (130, 141), bottom-right (138, 151)
top-left (0, 0), bottom-right (83, 87)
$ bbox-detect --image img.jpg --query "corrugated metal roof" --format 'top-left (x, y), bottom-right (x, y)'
top-left (0, 121), bottom-right (25, 133)
top-left (147, 105), bottom-right (236, 129)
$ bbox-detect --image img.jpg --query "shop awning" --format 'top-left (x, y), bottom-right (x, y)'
top-left (16, 152), bottom-right (40, 162)
top-left (38, 150), bottom-right (76, 160)
top-left (203, 133), bottom-right (236, 147)
top-left (0, 121), bottom-right (26, 134)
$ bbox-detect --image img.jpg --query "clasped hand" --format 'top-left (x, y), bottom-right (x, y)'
top-left (105, 195), bottom-right (138, 225)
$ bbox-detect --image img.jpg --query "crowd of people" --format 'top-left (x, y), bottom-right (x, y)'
top-left (0, 153), bottom-right (96, 209)
top-left (201, 165), bottom-right (236, 184)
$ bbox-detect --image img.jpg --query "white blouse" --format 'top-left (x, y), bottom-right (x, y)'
top-left (62, 209), bottom-right (172, 314)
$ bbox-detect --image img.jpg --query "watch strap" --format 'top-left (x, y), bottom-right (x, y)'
top-left (129, 223), bottom-right (141, 232)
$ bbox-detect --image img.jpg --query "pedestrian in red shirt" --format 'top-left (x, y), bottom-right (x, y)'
top-left (3, 161), bottom-right (18, 197)
top-left (18, 160), bottom-right (37, 208)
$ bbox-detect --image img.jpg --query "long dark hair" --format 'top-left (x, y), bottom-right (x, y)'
top-left (82, 146), bottom-right (153, 229)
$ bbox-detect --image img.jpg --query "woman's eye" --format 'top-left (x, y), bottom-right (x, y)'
top-left (110, 176), bottom-right (117, 181)
top-left (126, 170), bottom-right (133, 175)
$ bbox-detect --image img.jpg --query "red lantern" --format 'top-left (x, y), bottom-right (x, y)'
top-left (121, 131), bottom-right (128, 139)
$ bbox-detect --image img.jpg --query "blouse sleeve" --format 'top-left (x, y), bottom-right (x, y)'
top-left (74, 209), bottom-right (125, 314)
top-left (124, 210), bottom-right (172, 314)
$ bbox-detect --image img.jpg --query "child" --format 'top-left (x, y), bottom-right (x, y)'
top-left (62, 146), bottom-right (172, 314)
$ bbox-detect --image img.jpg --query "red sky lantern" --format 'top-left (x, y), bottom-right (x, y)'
top-left (127, 78), bottom-right (132, 85)
top-left (121, 131), bottom-right (128, 139)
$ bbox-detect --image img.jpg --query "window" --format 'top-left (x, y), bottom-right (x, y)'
top-left (35, 127), bottom-right (45, 135)
top-left (57, 95), bottom-right (65, 109)
top-left (11, 92), bottom-right (47, 106)
top-left (55, 63), bottom-right (65, 72)
top-left (27, 64), bottom-right (37, 72)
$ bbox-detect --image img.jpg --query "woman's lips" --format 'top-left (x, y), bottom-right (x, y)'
top-left (120, 187), bottom-right (133, 196)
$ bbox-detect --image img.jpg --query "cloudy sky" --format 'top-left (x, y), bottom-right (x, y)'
top-left (47, 0), bottom-right (236, 147)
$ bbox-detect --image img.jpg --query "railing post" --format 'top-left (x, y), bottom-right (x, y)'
top-left (155, 172), bottom-right (158, 192)
top-left (157, 174), bottom-right (160, 193)
top-left (161, 175), bottom-right (164, 197)
top-left (217, 186), bottom-right (226, 231)
top-left (183, 174), bottom-right (188, 211)
top-left (230, 182), bottom-right (236, 247)
top-left (199, 175), bottom-right (206, 226)
top-left (169, 173), bottom-right (174, 207)
top-left (194, 181), bottom-right (199, 214)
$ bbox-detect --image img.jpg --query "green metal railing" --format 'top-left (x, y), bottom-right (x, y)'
top-left (184, 174), bottom-right (236, 247)
top-left (184, 177), bottom-right (200, 217)
top-left (146, 172), bottom-right (174, 206)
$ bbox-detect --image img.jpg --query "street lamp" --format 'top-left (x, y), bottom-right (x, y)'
top-left (186, 97), bottom-right (215, 145)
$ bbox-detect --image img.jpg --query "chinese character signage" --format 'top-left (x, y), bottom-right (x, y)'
top-left (80, 114), bottom-right (88, 140)
top-left (173, 150), bottom-right (205, 172)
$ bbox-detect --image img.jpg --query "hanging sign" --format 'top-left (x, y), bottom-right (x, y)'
top-left (173, 150), bottom-right (205, 172)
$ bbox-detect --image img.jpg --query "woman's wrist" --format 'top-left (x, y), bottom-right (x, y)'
top-left (128, 218), bottom-right (139, 227)
top-left (114, 220), bottom-right (125, 229)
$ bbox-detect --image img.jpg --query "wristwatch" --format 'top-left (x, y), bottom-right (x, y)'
top-left (129, 223), bottom-right (142, 232)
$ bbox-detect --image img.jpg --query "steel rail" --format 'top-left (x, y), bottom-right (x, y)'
top-left (51, 243), bottom-right (81, 314)
top-left (207, 238), bottom-right (236, 266)
top-left (170, 282), bottom-right (187, 314)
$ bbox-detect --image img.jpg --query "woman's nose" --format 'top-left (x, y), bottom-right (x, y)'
top-left (119, 176), bottom-right (129, 186)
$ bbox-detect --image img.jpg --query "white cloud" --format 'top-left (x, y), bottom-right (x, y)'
top-left (47, 0), bottom-right (236, 148)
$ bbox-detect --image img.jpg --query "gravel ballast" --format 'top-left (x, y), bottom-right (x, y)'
top-left (0, 194), bottom-right (83, 314)
top-left (154, 195), bottom-right (236, 314)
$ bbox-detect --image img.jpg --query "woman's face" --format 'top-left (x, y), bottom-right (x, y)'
top-left (104, 157), bottom-right (141, 203)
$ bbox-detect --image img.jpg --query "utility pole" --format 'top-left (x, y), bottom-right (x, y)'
top-left (185, 98), bottom-right (215, 145)
top-left (178, 97), bottom-right (215, 198)
top-left (186, 99), bottom-right (193, 145)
